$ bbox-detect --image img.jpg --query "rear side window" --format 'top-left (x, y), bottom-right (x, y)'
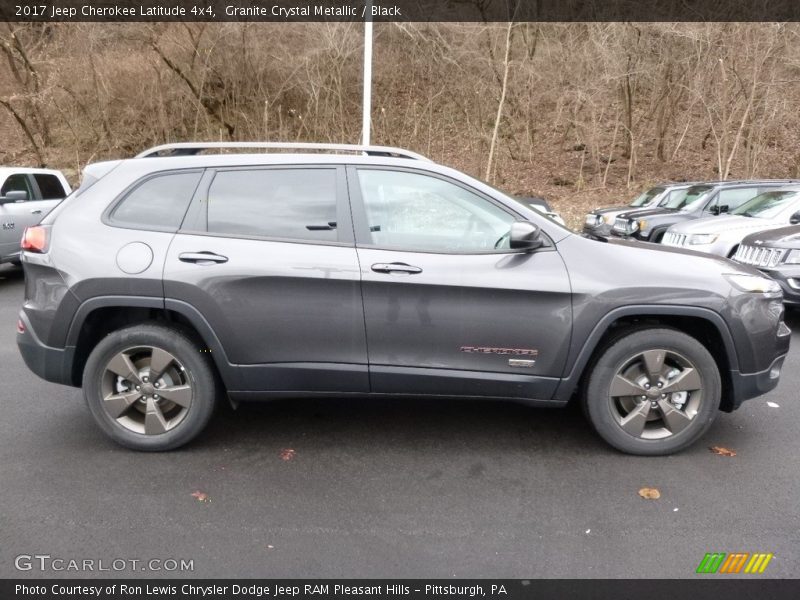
top-left (111, 172), bottom-right (202, 230)
top-left (33, 174), bottom-right (67, 199)
top-left (206, 168), bottom-right (338, 242)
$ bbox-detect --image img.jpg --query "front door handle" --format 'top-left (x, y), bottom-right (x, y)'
top-left (371, 262), bottom-right (423, 275)
top-left (179, 251), bottom-right (228, 265)
top-left (30, 209), bottom-right (42, 214)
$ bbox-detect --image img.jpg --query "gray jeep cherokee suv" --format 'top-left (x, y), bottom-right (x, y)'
top-left (16, 143), bottom-right (791, 455)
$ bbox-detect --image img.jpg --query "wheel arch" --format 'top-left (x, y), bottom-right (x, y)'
top-left (554, 305), bottom-right (738, 411)
top-left (66, 296), bottom-right (239, 389)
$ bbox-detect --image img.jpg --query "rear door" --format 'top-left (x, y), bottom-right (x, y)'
top-left (348, 166), bottom-right (572, 400)
top-left (29, 172), bottom-right (69, 220)
top-left (163, 165), bottom-right (368, 393)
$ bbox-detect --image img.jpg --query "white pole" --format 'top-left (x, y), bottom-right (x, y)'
top-left (362, 5), bottom-right (373, 146)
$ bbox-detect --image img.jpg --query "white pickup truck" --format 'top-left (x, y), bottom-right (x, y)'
top-left (0, 167), bottom-right (71, 264)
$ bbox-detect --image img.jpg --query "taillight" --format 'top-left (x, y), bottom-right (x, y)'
top-left (21, 226), bottom-right (48, 253)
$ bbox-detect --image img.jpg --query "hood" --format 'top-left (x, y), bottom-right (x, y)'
top-left (740, 224), bottom-right (800, 249)
top-left (591, 205), bottom-right (630, 216)
top-left (668, 214), bottom-right (779, 235)
top-left (616, 206), bottom-right (678, 220)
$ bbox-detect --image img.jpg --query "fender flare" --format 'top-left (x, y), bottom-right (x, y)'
top-left (552, 304), bottom-right (738, 402)
top-left (65, 296), bottom-right (240, 389)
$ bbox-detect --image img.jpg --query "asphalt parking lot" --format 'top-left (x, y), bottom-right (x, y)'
top-left (0, 262), bottom-right (798, 579)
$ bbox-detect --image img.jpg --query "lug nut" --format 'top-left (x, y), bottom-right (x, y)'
top-left (657, 382), bottom-right (663, 388)
top-left (135, 385), bottom-right (141, 391)
top-left (143, 376), bottom-right (149, 383)
top-left (644, 383), bottom-right (651, 389)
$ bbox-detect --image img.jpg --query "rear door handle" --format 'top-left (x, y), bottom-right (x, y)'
top-left (179, 251), bottom-right (228, 265)
top-left (371, 262), bottom-right (423, 275)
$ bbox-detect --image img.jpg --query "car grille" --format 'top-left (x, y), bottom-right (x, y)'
top-left (733, 244), bottom-right (786, 268)
top-left (662, 231), bottom-right (687, 247)
top-left (613, 217), bottom-right (629, 232)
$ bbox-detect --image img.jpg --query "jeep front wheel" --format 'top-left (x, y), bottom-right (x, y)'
top-left (583, 328), bottom-right (721, 455)
top-left (82, 324), bottom-right (217, 451)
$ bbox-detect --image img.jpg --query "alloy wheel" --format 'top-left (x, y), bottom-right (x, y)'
top-left (100, 346), bottom-right (193, 435)
top-left (608, 348), bottom-right (703, 440)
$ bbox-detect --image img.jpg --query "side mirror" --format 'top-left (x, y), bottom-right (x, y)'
top-left (790, 212), bottom-right (800, 225)
top-left (0, 190), bottom-right (28, 204)
top-left (509, 221), bottom-right (544, 251)
top-left (718, 204), bottom-right (729, 214)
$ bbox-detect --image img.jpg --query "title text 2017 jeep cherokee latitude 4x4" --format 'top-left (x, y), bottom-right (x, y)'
top-left (16, 143), bottom-right (791, 455)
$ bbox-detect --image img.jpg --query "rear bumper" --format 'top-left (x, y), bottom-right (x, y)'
top-left (17, 311), bottom-right (74, 387)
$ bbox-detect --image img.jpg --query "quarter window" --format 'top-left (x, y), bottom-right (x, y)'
top-left (206, 169), bottom-right (338, 242)
top-left (356, 169), bottom-right (516, 252)
top-left (111, 171), bottom-right (202, 230)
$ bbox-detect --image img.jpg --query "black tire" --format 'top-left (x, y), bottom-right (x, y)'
top-left (583, 328), bottom-right (721, 456)
top-left (82, 323), bottom-right (217, 451)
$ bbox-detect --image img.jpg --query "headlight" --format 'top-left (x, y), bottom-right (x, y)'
top-left (784, 249), bottom-right (800, 264)
top-left (585, 214), bottom-right (604, 227)
top-left (689, 233), bottom-right (719, 245)
top-left (724, 273), bottom-right (781, 294)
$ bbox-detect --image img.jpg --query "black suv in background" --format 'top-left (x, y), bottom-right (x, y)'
top-left (611, 180), bottom-right (800, 243)
top-left (16, 143), bottom-right (791, 455)
top-left (734, 225), bottom-right (800, 305)
top-left (583, 182), bottom-right (698, 238)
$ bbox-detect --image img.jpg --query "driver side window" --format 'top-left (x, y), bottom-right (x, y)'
top-left (356, 169), bottom-right (515, 252)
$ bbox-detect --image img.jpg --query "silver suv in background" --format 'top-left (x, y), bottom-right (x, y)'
top-left (0, 167), bottom-right (71, 264)
top-left (661, 187), bottom-right (800, 258)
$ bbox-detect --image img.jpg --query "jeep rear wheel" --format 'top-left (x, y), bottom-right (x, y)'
top-left (583, 328), bottom-right (721, 455)
top-left (83, 324), bottom-right (217, 451)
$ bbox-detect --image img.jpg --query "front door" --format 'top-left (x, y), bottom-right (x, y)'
top-left (347, 166), bottom-right (572, 400)
top-left (0, 174), bottom-right (38, 259)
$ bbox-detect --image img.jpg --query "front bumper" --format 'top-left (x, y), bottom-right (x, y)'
top-left (728, 353), bottom-right (787, 411)
top-left (17, 311), bottom-right (74, 387)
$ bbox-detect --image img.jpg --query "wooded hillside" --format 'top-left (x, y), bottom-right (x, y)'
top-left (1, 22), bottom-right (798, 226)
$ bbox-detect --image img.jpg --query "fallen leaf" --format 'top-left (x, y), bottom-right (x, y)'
top-left (279, 448), bottom-right (296, 461)
top-left (585, 529), bottom-right (591, 534)
top-left (191, 490), bottom-right (210, 502)
top-left (710, 446), bottom-right (737, 457)
top-left (673, 507), bottom-right (679, 512)
top-left (638, 487), bottom-right (661, 500)
top-left (767, 401), bottom-right (780, 408)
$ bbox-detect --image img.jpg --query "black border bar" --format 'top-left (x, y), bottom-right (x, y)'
top-left (2, 1), bottom-right (800, 22)
top-left (3, 580), bottom-right (800, 600)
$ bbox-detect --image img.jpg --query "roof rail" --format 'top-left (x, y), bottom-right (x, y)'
top-left (135, 142), bottom-right (431, 161)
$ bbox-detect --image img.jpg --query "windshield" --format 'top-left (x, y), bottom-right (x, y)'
top-left (630, 187), bottom-right (665, 207)
top-left (731, 190), bottom-right (800, 219)
top-left (673, 185), bottom-right (714, 211)
top-left (658, 188), bottom-right (688, 207)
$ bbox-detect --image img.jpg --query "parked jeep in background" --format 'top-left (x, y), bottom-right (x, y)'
top-left (662, 187), bottom-right (800, 258)
top-left (611, 180), bottom-right (800, 243)
top-left (16, 143), bottom-right (791, 456)
top-left (583, 182), bottom-right (698, 238)
top-left (734, 224), bottom-right (800, 306)
top-left (0, 167), bottom-right (71, 264)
